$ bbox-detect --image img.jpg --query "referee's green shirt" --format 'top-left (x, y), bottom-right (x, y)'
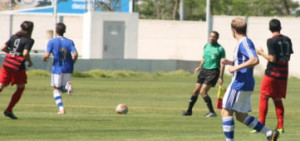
top-left (202, 43), bottom-right (226, 70)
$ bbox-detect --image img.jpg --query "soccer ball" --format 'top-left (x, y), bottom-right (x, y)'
top-left (116, 104), bottom-right (128, 114)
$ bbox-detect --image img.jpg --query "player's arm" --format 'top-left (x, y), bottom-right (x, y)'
top-left (72, 51), bottom-right (78, 64)
top-left (1, 44), bottom-right (9, 53)
top-left (42, 52), bottom-right (50, 62)
top-left (221, 58), bottom-right (233, 66)
top-left (194, 58), bottom-right (204, 73)
top-left (228, 57), bottom-right (259, 73)
top-left (256, 47), bottom-right (276, 63)
top-left (219, 61), bottom-right (225, 85)
top-left (23, 49), bottom-right (33, 67)
top-left (218, 48), bottom-right (226, 85)
top-left (43, 41), bottom-right (52, 62)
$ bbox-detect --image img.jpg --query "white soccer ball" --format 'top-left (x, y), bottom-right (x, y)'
top-left (116, 104), bottom-right (128, 114)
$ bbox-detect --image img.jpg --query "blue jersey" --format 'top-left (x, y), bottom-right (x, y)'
top-left (46, 37), bottom-right (77, 74)
top-left (230, 37), bottom-right (258, 91)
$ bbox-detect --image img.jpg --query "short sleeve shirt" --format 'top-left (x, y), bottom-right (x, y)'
top-left (5, 35), bottom-right (34, 70)
top-left (202, 43), bottom-right (226, 70)
top-left (46, 37), bottom-right (77, 74)
top-left (265, 34), bottom-right (293, 80)
top-left (230, 37), bottom-right (257, 91)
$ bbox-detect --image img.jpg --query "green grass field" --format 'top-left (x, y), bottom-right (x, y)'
top-left (0, 74), bottom-right (299, 141)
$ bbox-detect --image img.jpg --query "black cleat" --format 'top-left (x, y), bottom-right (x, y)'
top-left (182, 111), bottom-right (192, 116)
top-left (267, 130), bottom-right (279, 141)
top-left (4, 111), bottom-right (18, 120)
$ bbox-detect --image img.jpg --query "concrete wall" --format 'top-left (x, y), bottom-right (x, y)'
top-left (137, 16), bottom-right (300, 77)
top-left (0, 13), bottom-right (299, 77)
top-left (137, 20), bottom-right (207, 60)
top-left (82, 12), bottom-right (139, 59)
top-left (212, 16), bottom-right (300, 77)
top-left (0, 13), bottom-right (83, 54)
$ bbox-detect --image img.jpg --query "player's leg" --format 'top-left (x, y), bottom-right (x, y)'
top-left (236, 112), bottom-right (279, 140)
top-left (258, 75), bottom-right (271, 126)
top-left (221, 109), bottom-right (235, 141)
top-left (221, 86), bottom-right (237, 141)
top-left (199, 84), bottom-right (216, 117)
top-left (272, 98), bottom-right (284, 133)
top-left (232, 90), bottom-right (279, 140)
top-left (272, 80), bottom-right (287, 134)
top-left (182, 83), bottom-right (201, 116)
top-left (0, 67), bottom-right (10, 92)
top-left (4, 70), bottom-right (27, 119)
top-left (62, 73), bottom-right (73, 95)
top-left (250, 94), bottom-right (269, 133)
top-left (52, 74), bottom-right (65, 114)
top-left (259, 95), bottom-right (269, 125)
top-left (200, 69), bottom-right (219, 117)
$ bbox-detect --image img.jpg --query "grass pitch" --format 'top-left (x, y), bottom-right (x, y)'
top-left (0, 75), bottom-right (299, 141)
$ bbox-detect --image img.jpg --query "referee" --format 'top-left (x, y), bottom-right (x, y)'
top-left (182, 31), bottom-right (226, 117)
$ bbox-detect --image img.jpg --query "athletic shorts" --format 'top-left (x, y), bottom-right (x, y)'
top-left (197, 68), bottom-right (220, 87)
top-left (260, 75), bottom-right (287, 99)
top-left (51, 73), bottom-right (71, 88)
top-left (222, 88), bottom-right (253, 113)
top-left (0, 67), bottom-right (27, 85)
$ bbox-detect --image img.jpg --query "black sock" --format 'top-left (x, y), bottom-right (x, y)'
top-left (203, 96), bottom-right (215, 113)
top-left (187, 96), bottom-right (198, 112)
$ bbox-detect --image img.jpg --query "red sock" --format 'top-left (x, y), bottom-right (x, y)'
top-left (6, 87), bottom-right (25, 112)
top-left (259, 95), bottom-right (268, 125)
top-left (273, 99), bottom-right (284, 129)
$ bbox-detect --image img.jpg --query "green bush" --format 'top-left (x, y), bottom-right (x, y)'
top-left (27, 70), bottom-right (50, 77)
top-left (26, 69), bottom-right (193, 78)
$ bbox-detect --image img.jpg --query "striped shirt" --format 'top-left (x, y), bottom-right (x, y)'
top-left (230, 37), bottom-right (258, 91)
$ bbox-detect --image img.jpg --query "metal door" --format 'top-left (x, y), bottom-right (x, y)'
top-left (103, 21), bottom-right (125, 59)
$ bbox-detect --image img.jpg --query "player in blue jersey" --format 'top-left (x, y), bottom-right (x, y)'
top-left (43, 23), bottom-right (78, 115)
top-left (220, 18), bottom-right (279, 141)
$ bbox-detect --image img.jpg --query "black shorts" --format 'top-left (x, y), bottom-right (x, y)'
top-left (197, 68), bottom-right (220, 87)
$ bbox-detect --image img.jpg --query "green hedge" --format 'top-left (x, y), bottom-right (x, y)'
top-left (27, 69), bottom-right (193, 78)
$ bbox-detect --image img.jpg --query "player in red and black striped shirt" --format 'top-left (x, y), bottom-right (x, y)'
top-left (0, 21), bottom-right (34, 119)
top-left (256, 19), bottom-right (293, 134)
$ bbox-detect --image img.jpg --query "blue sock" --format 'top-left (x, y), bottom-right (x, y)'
top-left (53, 90), bottom-right (64, 111)
top-left (243, 115), bottom-right (271, 136)
top-left (223, 116), bottom-right (234, 141)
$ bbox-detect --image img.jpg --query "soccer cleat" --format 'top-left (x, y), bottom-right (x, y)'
top-left (267, 130), bottom-right (279, 141)
top-left (65, 81), bottom-right (73, 96)
top-left (57, 110), bottom-right (66, 115)
top-left (250, 130), bottom-right (258, 133)
top-left (4, 110), bottom-right (18, 119)
top-left (182, 111), bottom-right (192, 116)
top-left (204, 112), bottom-right (217, 117)
top-left (276, 128), bottom-right (285, 134)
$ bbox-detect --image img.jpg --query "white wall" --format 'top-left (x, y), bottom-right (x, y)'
top-left (212, 16), bottom-right (300, 76)
top-left (0, 14), bottom-right (299, 77)
top-left (82, 12), bottom-right (139, 59)
top-left (137, 20), bottom-right (207, 60)
top-left (0, 14), bottom-right (83, 54)
top-left (137, 16), bottom-right (300, 77)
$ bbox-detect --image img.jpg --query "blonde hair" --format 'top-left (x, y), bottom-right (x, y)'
top-left (231, 18), bottom-right (247, 35)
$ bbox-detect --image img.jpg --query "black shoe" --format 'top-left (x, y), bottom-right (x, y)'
top-left (182, 111), bottom-right (192, 116)
top-left (204, 112), bottom-right (217, 117)
top-left (4, 111), bottom-right (18, 120)
top-left (267, 130), bottom-right (279, 141)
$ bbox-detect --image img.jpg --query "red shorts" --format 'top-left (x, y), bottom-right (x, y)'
top-left (0, 67), bottom-right (27, 85)
top-left (260, 75), bottom-right (287, 98)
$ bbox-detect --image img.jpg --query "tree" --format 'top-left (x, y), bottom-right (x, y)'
top-left (135, 0), bottom-right (300, 20)
top-left (135, 0), bottom-right (181, 20)
top-left (173, 0), bottom-right (180, 20)
top-left (94, 0), bottom-right (122, 11)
